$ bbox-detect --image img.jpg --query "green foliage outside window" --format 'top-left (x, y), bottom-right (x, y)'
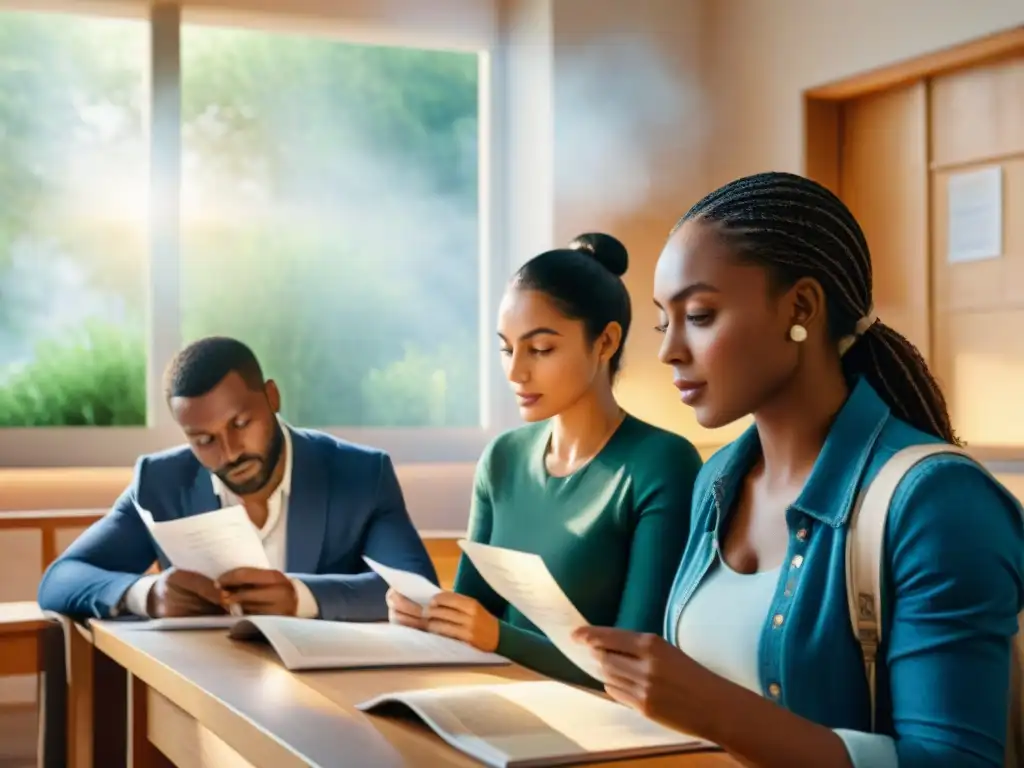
top-left (0, 13), bottom-right (481, 428)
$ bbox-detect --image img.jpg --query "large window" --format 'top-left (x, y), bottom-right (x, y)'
top-left (0, 5), bottom-right (497, 463)
top-left (0, 11), bottom-right (147, 426)
top-left (180, 25), bottom-right (481, 428)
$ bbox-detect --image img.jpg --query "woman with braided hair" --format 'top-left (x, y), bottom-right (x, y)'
top-left (573, 172), bottom-right (1024, 767)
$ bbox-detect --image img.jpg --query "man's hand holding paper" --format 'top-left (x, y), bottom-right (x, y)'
top-left (134, 503), bottom-right (299, 618)
top-left (147, 568), bottom-right (226, 618)
top-left (217, 567), bottom-right (299, 616)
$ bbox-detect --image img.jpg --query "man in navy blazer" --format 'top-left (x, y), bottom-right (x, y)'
top-left (37, 336), bottom-right (438, 622)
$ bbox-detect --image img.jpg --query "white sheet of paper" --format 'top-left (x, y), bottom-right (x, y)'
top-left (363, 556), bottom-right (442, 607)
top-left (134, 502), bottom-right (270, 581)
top-left (948, 165), bottom-right (1003, 263)
top-left (457, 540), bottom-right (604, 681)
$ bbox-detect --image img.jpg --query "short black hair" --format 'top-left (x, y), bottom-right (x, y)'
top-left (163, 336), bottom-right (266, 401)
top-left (511, 232), bottom-right (632, 377)
top-left (675, 171), bottom-right (956, 444)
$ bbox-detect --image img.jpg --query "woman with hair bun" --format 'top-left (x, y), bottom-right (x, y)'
top-left (388, 233), bottom-right (703, 687)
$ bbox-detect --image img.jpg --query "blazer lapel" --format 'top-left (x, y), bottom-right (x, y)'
top-left (180, 465), bottom-right (221, 518)
top-left (285, 429), bottom-right (329, 573)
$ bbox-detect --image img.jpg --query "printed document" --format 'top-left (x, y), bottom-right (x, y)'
top-left (457, 540), bottom-right (603, 681)
top-left (134, 502), bottom-right (270, 581)
top-left (363, 556), bottom-right (443, 607)
top-left (358, 680), bottom-right (716, 767)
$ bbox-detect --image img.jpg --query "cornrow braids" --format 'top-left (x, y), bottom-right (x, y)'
top-left (675, 171), bottom-right (958, 445)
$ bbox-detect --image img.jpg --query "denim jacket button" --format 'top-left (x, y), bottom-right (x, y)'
top-left (772, 613), bottom-right (785, 627)
top-left (795, 527), bottom-right (809, 541)
top-left (768, 682), bottom-right (782, 698)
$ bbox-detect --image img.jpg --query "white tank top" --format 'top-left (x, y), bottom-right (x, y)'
top-left (674, 558), bottom-right (780, 696)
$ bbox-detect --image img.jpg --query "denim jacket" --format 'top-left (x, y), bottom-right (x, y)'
top-left (664, 379), bottom-right (1024, 767)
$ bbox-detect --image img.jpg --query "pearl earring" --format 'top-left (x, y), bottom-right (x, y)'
top-left (789, 324), bottom-right (808, 343)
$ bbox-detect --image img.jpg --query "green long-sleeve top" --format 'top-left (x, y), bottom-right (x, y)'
top-left (453, 413), bottom-right (703, 688)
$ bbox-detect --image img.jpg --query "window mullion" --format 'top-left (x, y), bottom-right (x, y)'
top-left (147, 2), bottom-right (182, 434)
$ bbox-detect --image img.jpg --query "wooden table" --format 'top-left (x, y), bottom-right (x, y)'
top-left (88, 621), bottom-right (739, 767)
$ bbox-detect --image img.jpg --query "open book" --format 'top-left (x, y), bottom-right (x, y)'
top-left (358, 680), bottom-right (715, 767)
top-left (116, 616), bottom-right (509, 672)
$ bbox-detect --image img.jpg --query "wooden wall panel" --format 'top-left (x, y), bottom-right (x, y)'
top-left (840, 83), bottom-right (930, 357)
top-left (930, 55), bottom-right (1024, 445)
top-left (931, 56), bottom-right (1024, 168)
top-left (804, 99), bottom-right (841, 194)
top-left (933, 308), bottom-right (1024, 445)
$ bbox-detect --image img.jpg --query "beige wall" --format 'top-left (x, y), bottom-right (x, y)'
top-left (548, 0), bottom-right (724, 442)
top-left (705, 0), bottom-right (1024, 187)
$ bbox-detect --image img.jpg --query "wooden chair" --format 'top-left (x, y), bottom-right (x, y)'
top-left (0, 603), bottom-right (64, 767)
top-left (0, 511), bottom-right (104, 768)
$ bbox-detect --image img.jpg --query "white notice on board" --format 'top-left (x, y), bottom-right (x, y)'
top-left (947, 166), bottom-right (1003, 264)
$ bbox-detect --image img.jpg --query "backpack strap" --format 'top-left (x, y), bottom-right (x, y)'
top-left (845, 443), bottom-right (972, 731)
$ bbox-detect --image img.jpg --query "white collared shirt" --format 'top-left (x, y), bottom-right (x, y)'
top-left (123, 422), bottom-right (320, 618)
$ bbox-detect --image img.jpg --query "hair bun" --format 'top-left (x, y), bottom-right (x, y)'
top-left (569, 232), bottom-right (628, 277)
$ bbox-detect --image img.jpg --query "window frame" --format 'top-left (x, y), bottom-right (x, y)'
top-left (0, 0), bottom-right (515, 468)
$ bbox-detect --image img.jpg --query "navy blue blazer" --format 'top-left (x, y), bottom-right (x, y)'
top-left (37, 427), bottom-right (438, 621)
